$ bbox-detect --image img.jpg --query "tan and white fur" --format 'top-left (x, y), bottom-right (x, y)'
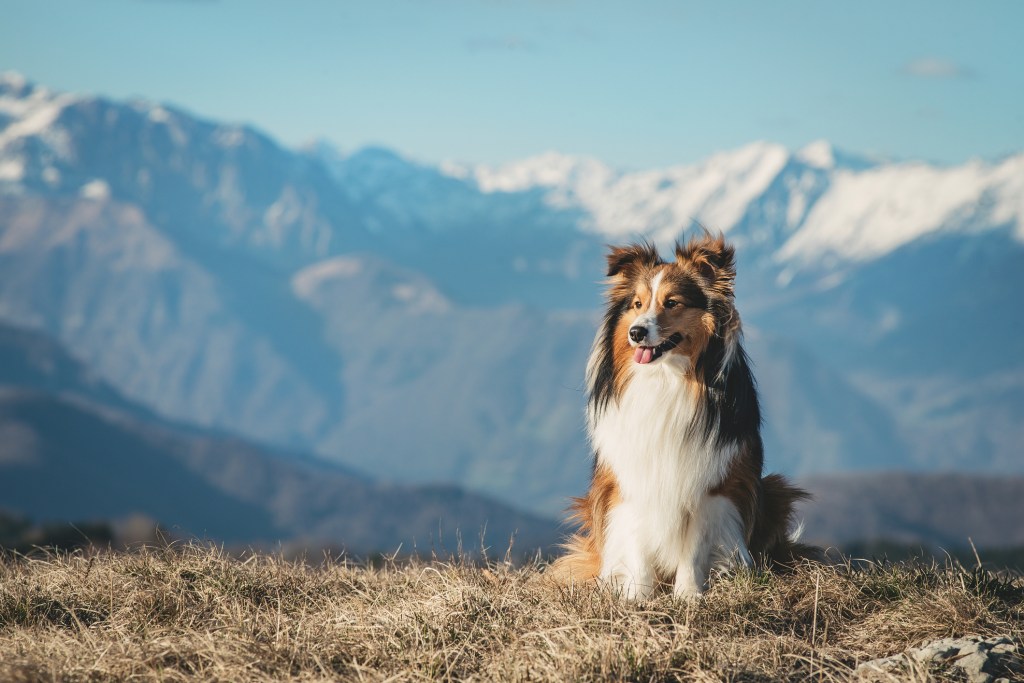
top-left (551, 234), bottom-right (810, 599)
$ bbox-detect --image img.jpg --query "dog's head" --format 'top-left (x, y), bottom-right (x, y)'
top-left (604, 233), bottom-right (740, 372)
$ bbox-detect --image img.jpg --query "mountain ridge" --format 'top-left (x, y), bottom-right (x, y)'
top-left (0, 322), bottom-right (559, 554)
top-left (1, 321), bottom-right (1021, 555)
top-left (1, 73), bottom-right (1020, 518)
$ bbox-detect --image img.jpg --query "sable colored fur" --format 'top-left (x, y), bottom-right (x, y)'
top-left (551, 233), bottom-right (812, 598)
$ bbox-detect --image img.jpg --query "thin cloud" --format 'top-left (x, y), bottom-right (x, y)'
top-left (902, 57), bottom-right (975, 80)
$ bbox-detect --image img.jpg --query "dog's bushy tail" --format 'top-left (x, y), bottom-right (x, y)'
top-left (546, 496), bottom-right (604, 585)
top-left (751, 473), bottom-right (822, 567)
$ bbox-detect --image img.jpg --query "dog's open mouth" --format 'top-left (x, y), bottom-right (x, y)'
top-left (633, 333), bottom-right (683, 365)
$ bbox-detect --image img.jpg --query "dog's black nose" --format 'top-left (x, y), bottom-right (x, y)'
top-left (629, 326), bottom-right (647, 342)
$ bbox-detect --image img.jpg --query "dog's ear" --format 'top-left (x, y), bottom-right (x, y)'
top-left (606, 242), bottom-right (660, 279)
top-left (675, 231), bottom-right (736, 295)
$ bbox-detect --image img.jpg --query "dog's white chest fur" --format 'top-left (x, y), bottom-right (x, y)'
top-left (589, 358), bottom-right (746, 598)
top-left (591, 360), bottom-right (732, 512)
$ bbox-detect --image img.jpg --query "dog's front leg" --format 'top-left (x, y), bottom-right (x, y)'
top-left (673, 494), bottom-right (752, 598)
top-left (599, 502), bottom-right (656, 601)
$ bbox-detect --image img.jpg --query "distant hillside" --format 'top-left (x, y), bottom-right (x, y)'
top-left (0, 320), bottom-right (558, 554)
top-left (1, 320), bottom-right (1021, 558)
top-left (0, 510), bottom-right (120, 555)
top-left (799, 472), bottom-right (1024, 550)
top-left (0, 321), bottom-right (151, 417)
top-left (0, 387), bottom-right (559, 555)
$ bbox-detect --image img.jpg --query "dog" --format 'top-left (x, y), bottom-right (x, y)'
top-left (551, 232), bottom-right (810, 599)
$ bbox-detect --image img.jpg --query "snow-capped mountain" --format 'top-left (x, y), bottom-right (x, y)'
top-left (1, 72), bottom-right (1021, 517)
top-left (446, 140), bottom-right (1024, 272)
top-left (446, 142), bottom-right (792, 245)
top-left (0, 72), bottom-right (370, 269)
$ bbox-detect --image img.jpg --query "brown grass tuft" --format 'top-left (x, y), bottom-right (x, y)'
top-left (0, 545), bottom-right (1020, 681)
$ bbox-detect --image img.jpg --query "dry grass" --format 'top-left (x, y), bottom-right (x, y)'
top-left (1, 544), bottom-right (1021, 682)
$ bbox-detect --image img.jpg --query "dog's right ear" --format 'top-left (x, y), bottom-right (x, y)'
top-left (606, 242), bottom-right (660, 278)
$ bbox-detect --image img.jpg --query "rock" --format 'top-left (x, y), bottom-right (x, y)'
top-left (855, 635), bottom-right (1022, 682)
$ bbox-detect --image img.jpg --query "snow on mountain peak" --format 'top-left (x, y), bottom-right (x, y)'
top-left (464, 151), bottom-right (614, 194)
top-left (797, 140), bottom-right (836, 169)
top-left (0, 78), bottom-right (76, 162)
top-left (437, 159), bottom-right (470, 181)
top-left (0, 158), bottom-right (24, 182)
top-left (451, 142), bottom-right (789, 241)
top-left (0, 71), bottom-right (30, 96)
top-left (80, 179), bottom-right (111, 201)
top-left (292, 256), bottom-right (450, 313)
top-left (291, 257), bottom-right (364, 298)
top-left (147, 106), bottom-right (172, 124)
top-left (777, 152), bottom-right (1024, 265)
top-left (434, 140), bottom-right (1021, 270)
top-left (213, 126), bottom-right (246, 148)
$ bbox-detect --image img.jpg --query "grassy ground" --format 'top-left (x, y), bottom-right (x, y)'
top-left (0, 544), bottom-right (1021, 681)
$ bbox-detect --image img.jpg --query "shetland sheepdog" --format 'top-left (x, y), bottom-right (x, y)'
top-left (552, 233), bottom-right (810, 599)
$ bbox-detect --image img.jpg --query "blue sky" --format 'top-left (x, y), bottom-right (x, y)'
top-left (2, 0), bottom-right (1021, 169)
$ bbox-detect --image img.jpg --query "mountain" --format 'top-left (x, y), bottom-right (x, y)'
top-left (3, 319), bottom-right (1016, 557)
top-left (1, 72), bottom-right (1021, 519)
top-left (306, 142), bottom-right (602, 308)
top-left (0, 388), bottom-right (280, 543)
top-left (798, 472), bottom-right (1024, 550)
top-left (0, 388), bottom-right (559, 554)
top-left (0, 324), bottom-right (558, 554)
top-left (0, 191), bottom-right (347, 450)
top-left (450, 140), bottom-right (1023, 271)
top-left (0, 70), bottom-right (373, 449)
top-left (303, 138), bottom-right (1024, 492)
top-left (0, 74), bottom-right (371, 267)
top-left (0, 321), bottom-right (142, 415)
top-left (446, 142), bottom-right (794, 248)
top-left (288, 255), bottom-right (596, 511)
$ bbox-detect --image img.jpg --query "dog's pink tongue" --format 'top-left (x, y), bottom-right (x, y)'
top-left (634, 347), bottom-right (654, 364)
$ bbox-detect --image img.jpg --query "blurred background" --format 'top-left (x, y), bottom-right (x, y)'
top-left (1, 0), bottom-right (1022, 564)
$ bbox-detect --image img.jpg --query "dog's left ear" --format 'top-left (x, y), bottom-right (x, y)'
top-left (675, 232), bottom-right (736, 296)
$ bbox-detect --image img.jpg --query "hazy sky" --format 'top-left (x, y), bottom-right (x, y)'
top-left (2, 0), bottom-right (1021, 169)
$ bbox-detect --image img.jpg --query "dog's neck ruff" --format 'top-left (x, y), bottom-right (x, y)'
top-left (589, 358), bottom-right (737, 535)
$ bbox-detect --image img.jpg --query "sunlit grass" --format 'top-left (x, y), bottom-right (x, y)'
top-left (1, 543), bottom-right (1021, 681)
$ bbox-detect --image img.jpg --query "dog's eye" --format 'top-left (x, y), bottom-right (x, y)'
top-left (633, 299), bottom-right (642, 310)
top-left (664, 299), bottom-right (680, 309)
